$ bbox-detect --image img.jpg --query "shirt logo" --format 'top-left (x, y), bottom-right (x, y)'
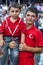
top-left (29, 34), bottom-right (33, 38)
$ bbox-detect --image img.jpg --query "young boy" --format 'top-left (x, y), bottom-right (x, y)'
top-left (0, 2), bottom-right (26, 65)
top-left (18, 7), bottom-right (43, 65)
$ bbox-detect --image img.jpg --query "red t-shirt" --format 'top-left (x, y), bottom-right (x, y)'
top-left (25, 25), bottom-right (43, 47)
top-left (18, 25), bottom-right (43, 65)
top-left (0, 16), bottom-right (26, 37)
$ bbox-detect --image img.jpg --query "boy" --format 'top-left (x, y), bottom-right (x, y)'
top-left (0, 2), bottom-right (26, 65)
top-left (18, 7), bottom-right (43, 65)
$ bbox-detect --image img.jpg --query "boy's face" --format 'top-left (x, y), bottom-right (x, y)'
top-left (26, 11), bottom-right (37, 25)
top-left (40, 14), bottom-right (43, 18)
top-left (2, 10), bottom-right (6, 15)
top-left (9, 7), bottom-right (20, 19)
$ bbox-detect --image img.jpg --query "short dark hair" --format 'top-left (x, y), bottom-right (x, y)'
top-left (26, 7), bottom-right (38, 17)
top-left (9, 2), bottom-right (22, 10)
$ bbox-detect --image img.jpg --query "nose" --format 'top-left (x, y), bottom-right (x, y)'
top-left (14, 12), bottom-right (16, 15)
top-left (29, 15), bottom-right (32, 19)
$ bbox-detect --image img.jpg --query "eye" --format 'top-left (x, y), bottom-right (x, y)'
top-left (27, 14), bottom-right (30, 16)
top-left (32, 15), bottom-right (35, 17)
top-left (11, 11), bottom-right (14, 12)
top-left (16, 11), bottom-right (19, 12)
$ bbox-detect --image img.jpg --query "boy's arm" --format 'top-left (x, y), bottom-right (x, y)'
top-left (0, 34), bottom-right (4, 46)
top-left (20, 34), bottom-right (25, 44)
top-left (19, 43), bottom-right (43, 53)
top-left (0, 34), bottom-right (3, 40)
top-left (20, 20), bottom-right (26, 44)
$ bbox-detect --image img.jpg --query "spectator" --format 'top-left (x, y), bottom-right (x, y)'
top-left (38, 13), bottom-right (43, 35)
top-left (1, 9), bottom-right (8, 22)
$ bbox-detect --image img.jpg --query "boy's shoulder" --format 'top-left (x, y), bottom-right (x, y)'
top-left (6, 16), bottom-right (10, 20)
top-left (34, 26), bottom-right (42, 37)
top-left (34, 26), bottom-right (41, 33)
top-left (19, 17), bottom-right (26, 25)
top-left (31, 26), bottom-right (42, 35)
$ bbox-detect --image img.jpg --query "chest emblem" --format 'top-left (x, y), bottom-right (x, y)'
top-left (29, 34), bottom-right (33, 38)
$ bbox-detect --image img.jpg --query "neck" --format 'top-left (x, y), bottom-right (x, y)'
top-left (26, 23), bottom-right (33, 30)
top-left (10, 17), bottom-right (18, 23)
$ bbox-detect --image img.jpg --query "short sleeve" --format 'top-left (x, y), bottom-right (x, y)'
top-left (0, 20), bottom-right (6, 34)
top-left (20, 20), bottom-right (26, 35)
top-left (35, 30), bottom-right (43, 47)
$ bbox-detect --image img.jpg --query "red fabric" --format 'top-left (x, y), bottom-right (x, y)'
top-left (0, 16), bottom-right (26, 37)
top-left (25, 25), bottom-right (43, 47)
top-left (18, 52), bottom-right (27, 65)
top-left (18, 52), bottom-right (34, 65)
top-left (18, 25), bottom-right (43, 65)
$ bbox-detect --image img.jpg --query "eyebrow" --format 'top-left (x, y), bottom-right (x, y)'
top-left (27, 14), bottom-right (36, 17)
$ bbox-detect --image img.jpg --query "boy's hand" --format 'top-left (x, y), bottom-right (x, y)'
top-left (19, 43), bottom-right (27, 51)
top-left (9, 41), bottom-right (17, 48)
top-left (0, 40), bottom-right (5, 47)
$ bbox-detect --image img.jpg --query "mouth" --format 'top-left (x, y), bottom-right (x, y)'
top-left (26, 21), bottom-right (33, 24)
